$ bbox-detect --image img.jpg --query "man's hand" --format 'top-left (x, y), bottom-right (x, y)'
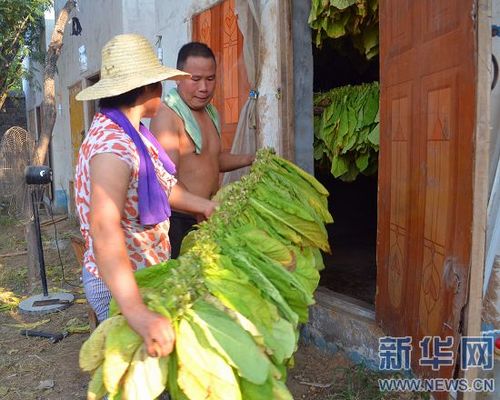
top-left (245, 153), bottom-right (255, 166)
top-left (202, 200), bottom-right (218, 220)
top-left (124, 305), bottom-right (175, 357)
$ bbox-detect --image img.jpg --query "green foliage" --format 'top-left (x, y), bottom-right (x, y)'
top-left (0, 0), bottom-right (53, 105)
top-left (309, 0), bottom-right (379, 60)
top-left (314, 82), bottom-right (380, 182)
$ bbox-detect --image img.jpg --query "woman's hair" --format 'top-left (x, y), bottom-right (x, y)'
top-left (177, 42), bottom-right (216, 70)
top-left (98, 82), bottom-right (161, 108)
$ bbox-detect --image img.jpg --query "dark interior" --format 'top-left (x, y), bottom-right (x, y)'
top-left (313, 37), bottom-right (379, 305)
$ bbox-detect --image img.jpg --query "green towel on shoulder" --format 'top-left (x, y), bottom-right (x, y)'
top-left (164, 88), bottom-right (221, 154)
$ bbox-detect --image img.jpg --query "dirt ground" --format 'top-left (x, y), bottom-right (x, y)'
top-left (0, 214), bottom-right (427, 400)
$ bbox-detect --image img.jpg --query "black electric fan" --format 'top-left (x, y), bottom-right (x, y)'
top-left (18, 166), bottom-right (74, 314)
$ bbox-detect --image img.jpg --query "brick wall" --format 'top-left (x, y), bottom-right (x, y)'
top-left (0, 94), bottom-right (27, 143)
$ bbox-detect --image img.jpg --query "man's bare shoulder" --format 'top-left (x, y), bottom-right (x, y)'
top-left (150, 102), bottom-right (182, 136)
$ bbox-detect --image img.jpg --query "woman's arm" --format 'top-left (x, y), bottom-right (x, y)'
top-left (89, 153), bottom-right (174, 357)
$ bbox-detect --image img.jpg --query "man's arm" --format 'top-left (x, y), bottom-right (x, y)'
top-left (150, 103), bottom-right (181, 167)
top-left (169, 184), bottom-right (217, 219)
top-left (219, 152), bottom-right (255, 172)
top-left (89, 153), bottom-right (174, 358)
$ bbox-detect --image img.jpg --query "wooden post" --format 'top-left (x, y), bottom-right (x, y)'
top-left (277, 0), bottom-right (295, 162)
top-left (460, 0), bottom-right (491, 398)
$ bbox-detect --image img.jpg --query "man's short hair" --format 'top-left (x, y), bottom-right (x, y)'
top-left (177, 42), bottom-right (216, 70)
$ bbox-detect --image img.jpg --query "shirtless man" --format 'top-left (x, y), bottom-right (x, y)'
top-left (150, 42), bottom-right (254, 257)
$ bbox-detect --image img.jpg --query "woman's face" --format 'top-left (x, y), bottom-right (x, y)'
top-left (141, 82), bottom-right (163, 118)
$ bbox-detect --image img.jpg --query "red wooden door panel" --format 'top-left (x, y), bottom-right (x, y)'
top-left (192, 0), bottom-right (250, 151)
top-left (377, 0), bottom-right (476, 385)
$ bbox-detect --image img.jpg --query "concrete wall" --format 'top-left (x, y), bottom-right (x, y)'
top-left (255, 1), bottom-right (282, 153)
top-left (292, 0), bottom-right (313, 173)
top-left (23, 8), bottom-right (55, 118)
top-left (302, 288), bottom-right (383, 370)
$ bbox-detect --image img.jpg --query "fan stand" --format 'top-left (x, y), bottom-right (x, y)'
top-left (19, 188), bottom-right (74, 314)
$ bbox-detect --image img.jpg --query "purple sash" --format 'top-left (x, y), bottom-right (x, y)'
top-left (101, 108), bottom-right (176, 226)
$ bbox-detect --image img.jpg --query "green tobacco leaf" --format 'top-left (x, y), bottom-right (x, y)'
top-left (189, 300), bottom-right (270, 384)
top-left (368, 123), bottom-right (380, 146)
top-left (166, 350), bottom-right (189, 400)
top-left (331, 0), bottom-right (358, 10)
top-left (224, 248), bottom-right (299, 326)
top-left (80, 315), bottom-right (124, 372)
top-left (87, 365), bottom-right (106, 400)
top-left (240, 376), bottom-right (274, 400)
top-left (363, 23), bottom-right (379, 56)
top-left (176, 318), bottom-right (241, 400)
top-left (355, 152), bottom-right (370, 172)
top-left (323, 13), bottom-right (348, 38)
top-left (331, 154), bottom-right (349, 178)
top-left (272, 156), bottom-right (330, 196)
top-left (238, 226), bottom-right (294, 267)
top-left (122, 344), bottom-right (168, 400)
top-left (340, 166), bottom-right (360, 182)
top-left (134, 260), bottom-right (177, 288)
top-left (292, 247), bottom-right (321, 295)
top-left (103, 318), bottom-right (142, 395)
top-left (308, 0), bottom-right (318, 23)
top-left (250, 198), bottom-right (329, 252)
top-left (203, 263), bottom-right (295, 363)
top-left (364, 86), bottom-right (379, 124)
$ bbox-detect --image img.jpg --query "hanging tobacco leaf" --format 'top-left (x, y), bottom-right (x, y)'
top-left (314, 82), bottom-right (380, 182)
top-left (309, 0), bottom-right (379, 60)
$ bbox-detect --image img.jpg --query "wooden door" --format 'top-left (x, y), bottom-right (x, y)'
top-left (192, 0), bottom-right (250, 151)
top-left (377, 0), bottom-right (476, 384)
top-left (69, 82), bottom-right (85, 170)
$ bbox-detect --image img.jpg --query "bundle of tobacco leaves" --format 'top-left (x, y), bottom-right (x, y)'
top-left (80, 148), bottom-right (333, 400)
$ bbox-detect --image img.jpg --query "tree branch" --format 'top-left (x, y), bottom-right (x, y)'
top-left (34, 0), bottom-right (76, 165)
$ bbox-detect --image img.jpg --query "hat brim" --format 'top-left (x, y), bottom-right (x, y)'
top-left (76, 66), bottom-right (190, 101)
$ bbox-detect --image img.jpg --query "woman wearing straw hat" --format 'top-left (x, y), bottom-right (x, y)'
top-left (74, 34), bottom-right (216, 358)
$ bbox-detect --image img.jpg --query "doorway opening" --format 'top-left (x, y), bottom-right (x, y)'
top-left (313, 38), bottom-right (380, 305)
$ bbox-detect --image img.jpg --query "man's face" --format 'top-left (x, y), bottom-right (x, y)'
top-left (177, 56), bottom-right (216, 110)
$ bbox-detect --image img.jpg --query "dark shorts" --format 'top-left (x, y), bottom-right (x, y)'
top-left (169, 210), bottom-right (197, 259)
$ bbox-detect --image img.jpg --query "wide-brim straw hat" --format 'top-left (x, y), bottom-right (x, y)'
top-left (76, 34), bottom-right (190, 101)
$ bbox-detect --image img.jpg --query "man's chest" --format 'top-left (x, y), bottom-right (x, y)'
top-left (180, 112), bottom-right (220, 156)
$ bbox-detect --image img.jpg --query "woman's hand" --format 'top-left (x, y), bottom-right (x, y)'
top-left (123, 304), bottom-right (175, 357)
